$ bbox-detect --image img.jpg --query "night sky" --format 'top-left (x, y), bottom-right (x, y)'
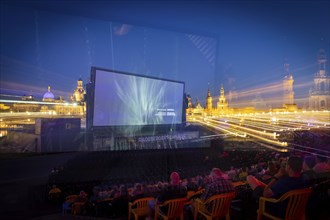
top-left (1, 1), bottom-right (329, 109)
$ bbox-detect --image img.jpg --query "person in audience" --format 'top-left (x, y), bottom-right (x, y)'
top-left (76, 190), bottom-right (88, 203)
top-left (90, 186), bottom-right (101, 202)
top-left (130, 183), bottom-right (144, 201)
top-left (49, 184), bottom-right (61, 195)
top-left (110, 184), bottom-right (129, 217)
top-left (186, 177), bottom-right (199, 192)
top-left (302, 155), bottom-right (317, 186)
top-left (247, 156), bottom-right (308, 199)
top-left (238, 167), bottom-right (249, 181)
top-left (227, 166), bottom-right (237, 181)
top-left (200, 168), bottom-right (235, 201)
top-left (62, 190), bottom-right (88, 215)
top-left (155, 181), bottom-right (164, 196)
top-left (313, 155), bottom-right (330, 173)
top-left (184, 168), bottom-right (234, 219)
top-left (260, 161), bottom-right (279, 184)
top-left (48, 184), bottom-right (61, 203)
top-left (147, 171), bottom-right (187, 220)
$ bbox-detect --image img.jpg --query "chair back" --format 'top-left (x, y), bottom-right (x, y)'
top-left (279, 188), bottom-right (312, 220)
top-left (258, 187), bottom-right (312, 220)
top-left (156, 197), bottom-right (187, 219)
top-left (187, 191), bottom-right (195, 199)
top-left (128, 197), bottom-right (154, 220)
top-left (65, 195), bottom-right (78, 202)
top-left (204, 192), bottom-right (236, 218)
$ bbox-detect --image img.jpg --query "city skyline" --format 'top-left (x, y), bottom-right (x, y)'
top-left (1, 1), bottom-right (329, 109)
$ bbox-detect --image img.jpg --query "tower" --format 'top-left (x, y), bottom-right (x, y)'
top-left (309, 49), bottom-right (330, 110)
top-left (217, 85), bottom-right (228, 112)
top-left (187, 95), bottom-right (193, 108)
top-left (282, 60), bottom-right (294, 105)
top-left (71, 78), bottom-right (86, 103)
top-left (205, 86), bottom-right (213, 112)
top-left (186, 94), bottom-right (193, 115)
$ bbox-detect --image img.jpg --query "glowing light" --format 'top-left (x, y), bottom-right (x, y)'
top-left (188, 110), bottom-right (329, 149)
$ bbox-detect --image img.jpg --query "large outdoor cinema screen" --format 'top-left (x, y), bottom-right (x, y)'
top-left (91, 68), bottom-right (185, 127)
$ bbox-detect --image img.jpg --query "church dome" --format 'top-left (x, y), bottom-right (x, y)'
top-left (43, 92), bottom-right (54, 99)
top-left (43, 85), bottom-right (55, 101)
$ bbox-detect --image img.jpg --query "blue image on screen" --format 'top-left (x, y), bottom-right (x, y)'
top-left (93, 69), bottom-right (184, 126)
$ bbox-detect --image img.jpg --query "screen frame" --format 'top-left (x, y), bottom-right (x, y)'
top-left (87, 66), bottom-right (185, 132)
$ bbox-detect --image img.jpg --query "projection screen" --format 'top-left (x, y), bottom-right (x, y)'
top-left (91, 68), bottom-right (185, 127)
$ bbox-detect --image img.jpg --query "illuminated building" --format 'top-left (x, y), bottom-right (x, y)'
top-left (279, 61), bottom-right (297, 112)
top-left (0, 79), bottom-right (85, 116)
top-left (205, 87), bottom-right (213, 114)
top-left (188, 85), bottom-right (233, 116)
top-left (309, 49), bottom-right (330, 110)
top-left (0, 103), bottom-right (10, 111)
top-left (186, 94), bottom-right (193, 115)
top-left (283, 61), bottom-right (294, 105)
top-left (192, 98), bottom-right (204, 115)
top-left (217, 85), bottom-right (229, 114)
top-left (42, 85), bottom-right (55, 102)
top-left (71, 78), bottom-right (86, 103)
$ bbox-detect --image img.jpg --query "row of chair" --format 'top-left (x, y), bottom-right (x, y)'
top-left (128, 191), bottom-right (236, 220)
top-left (127, 187), bottom-right (313, 220)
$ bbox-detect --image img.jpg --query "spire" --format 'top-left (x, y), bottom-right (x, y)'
top-left (48, 85), bottom-right (51, 92)
top-left (217, 84), bottom-right (228, 111)
top-left (284, 58), bottom-right (290, 76)
top-left (207, 83), bottom-right (211, 97)
top-left (318, 49), bottom-right (327, 76)
top-left (206, 84), bottom-right (212, 110)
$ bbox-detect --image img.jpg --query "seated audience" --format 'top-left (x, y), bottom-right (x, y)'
top-left (130, 183), bottom-right (144, 201)
top-left (49, 184), bottom-right (61, 196)
top-left (227, 166), bottom-right (237, 181)
top-left (313, 155), bottom-right (330, 173)
top-left (110, 184), bottom-right (129, 217)
top-left (147, 172), bottom-right (187, 220)
top-left (302, 155), bottom-right (317, 186)
top-left (247, 156), bottom-right (307, 199)
top-left (238, 167), bottom-right (249, 181)
top-left (246, 156), bottom-right (308, 218)
top-left (62, 190), bottom-right (88, 214)
top-left (186, 177), bottom-right (199, 192)
top-left (185, 168), bottom-right (234, 218)
top-left (48, 184), bottom-right (61, 203)
top-left (200, 168), bottom-right (234, 201)
top-left (261, 161), bottom-right (279, 184)
top-left (76, 190), bottom-right (88, 203)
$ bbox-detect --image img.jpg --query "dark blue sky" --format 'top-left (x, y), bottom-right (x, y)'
top-left (1, 0), bottom-right (329, 108)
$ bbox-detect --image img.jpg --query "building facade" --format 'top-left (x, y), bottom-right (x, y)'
top-left (282, 62), bottom-right (294, 105)
top-left (309, 49), bottom-right (330, 110)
